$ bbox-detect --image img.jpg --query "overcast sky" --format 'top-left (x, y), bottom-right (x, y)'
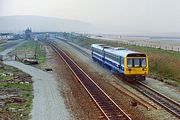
top-left (0, 0), bottom-right (180, 34)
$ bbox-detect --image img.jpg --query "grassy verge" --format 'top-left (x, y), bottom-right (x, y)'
top-left (0, 62), bottom-right (33, 120)
top-left (12, 40), bottom-right (46, 65)
top-left (65, 35), bottom-right (180, 85)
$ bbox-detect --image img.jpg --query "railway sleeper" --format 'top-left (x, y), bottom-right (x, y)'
top-left (95, 98), bottom-right (106, 102)
top-left (104, 109), bottom-right (120, 114)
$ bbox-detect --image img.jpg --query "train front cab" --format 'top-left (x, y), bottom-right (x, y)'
top-left (124, 53), bottom-right (148, 81)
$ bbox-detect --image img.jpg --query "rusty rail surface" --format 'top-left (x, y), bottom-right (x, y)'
top-left (48, 41), bottom-right (132, 120)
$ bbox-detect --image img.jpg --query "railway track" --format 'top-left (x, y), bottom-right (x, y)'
top-left (110, 81), bottom-right (159, 110)
top-left (53, 38), bottom-right (180, 118)
top-left (47, 41), bottom-right (132, 120)
top-left (130, 81), bottom-right (180, 118)
top-left (55, 37), bottom-right (91, 57)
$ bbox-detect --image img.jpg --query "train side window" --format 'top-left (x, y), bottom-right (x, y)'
top-left (127, 58), bottom-right (133, 67)
top-left (116, 56), bottom-right (119, 62)
top-left (121, 57), bottom-right (124, 65)
top-left (94, 48), bottom-right (103, 55)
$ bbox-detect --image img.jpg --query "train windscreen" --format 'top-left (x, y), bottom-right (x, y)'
top-left (127, 54), bottom-right (146, 57)
top-left (127, 58), bottom-right (146, 67)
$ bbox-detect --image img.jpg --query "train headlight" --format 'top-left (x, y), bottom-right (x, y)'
top-left (142, 68), bottom-right (147, 71)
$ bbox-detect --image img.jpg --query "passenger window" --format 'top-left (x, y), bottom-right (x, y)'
top-left (121, 58), bottom-right (124, 65)
top-left (127, 59), bottom-right (133, 67)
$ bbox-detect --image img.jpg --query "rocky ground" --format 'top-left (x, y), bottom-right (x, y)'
top-left (0, 62), bottom-right (33, 120)
top-left (50, 39), bottom-right (179, 120)
top-left (42, 45), bottom-right (101, 119)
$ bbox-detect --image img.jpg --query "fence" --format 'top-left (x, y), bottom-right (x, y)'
top-left (0, 55), bottom-right (22, 61)
top-left (117, 41), bottom-right (180, 52)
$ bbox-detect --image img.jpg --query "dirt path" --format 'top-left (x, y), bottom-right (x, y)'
top-left (3, 61), bottom-right (71, 120)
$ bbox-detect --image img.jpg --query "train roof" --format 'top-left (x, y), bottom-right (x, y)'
top-left (104, 48), bottom-right (138, 57)
top-left (91, 44), bottom-right (146, 57)
top-left (91, 44), bottom-right (112, 50)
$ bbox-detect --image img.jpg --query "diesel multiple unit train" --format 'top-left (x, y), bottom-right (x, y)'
top-left (91, 44), bottom-right (148, 81)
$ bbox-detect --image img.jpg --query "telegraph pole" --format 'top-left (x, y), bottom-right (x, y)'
top-left (34, 38), bottom-right (38, 59)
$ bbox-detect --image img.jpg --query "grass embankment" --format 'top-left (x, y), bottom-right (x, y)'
top-left (13, 40), bottom-right (46, 65)
top-left (0, 62), bottom-right (33, 120)
top-left (67, 35), bottom-right (180, 85)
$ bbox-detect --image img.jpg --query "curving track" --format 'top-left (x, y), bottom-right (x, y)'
top-left (47, 41), bottom-right (132, 120)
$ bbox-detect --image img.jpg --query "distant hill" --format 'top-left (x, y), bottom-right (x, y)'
top-left (0, 15), bottom-right (94, 33)
top-left (0, 15), bottom-right (179, 37)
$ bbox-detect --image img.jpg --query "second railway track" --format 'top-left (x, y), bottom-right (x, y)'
top-left (47, 41), bottom-right (132, 120)
top-left (130, 81), bottom-right (180, 118)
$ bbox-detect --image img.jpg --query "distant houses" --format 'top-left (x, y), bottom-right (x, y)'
top-left (0, 33), bottom-right (13, 40)
top-left (0, 33), bottom-right (23, 40)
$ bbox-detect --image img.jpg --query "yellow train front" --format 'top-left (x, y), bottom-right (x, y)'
top-left (124, 53), bottom-right (148, 81)
top-left (91, 44), bottom-right (148, 81)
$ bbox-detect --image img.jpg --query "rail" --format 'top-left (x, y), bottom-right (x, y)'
top-left (47, 41), bottom-right (132, 120)
top-left (54, 38), bottom-right (180, 118)
top-left (131, 81), bottom-right (180, 118)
